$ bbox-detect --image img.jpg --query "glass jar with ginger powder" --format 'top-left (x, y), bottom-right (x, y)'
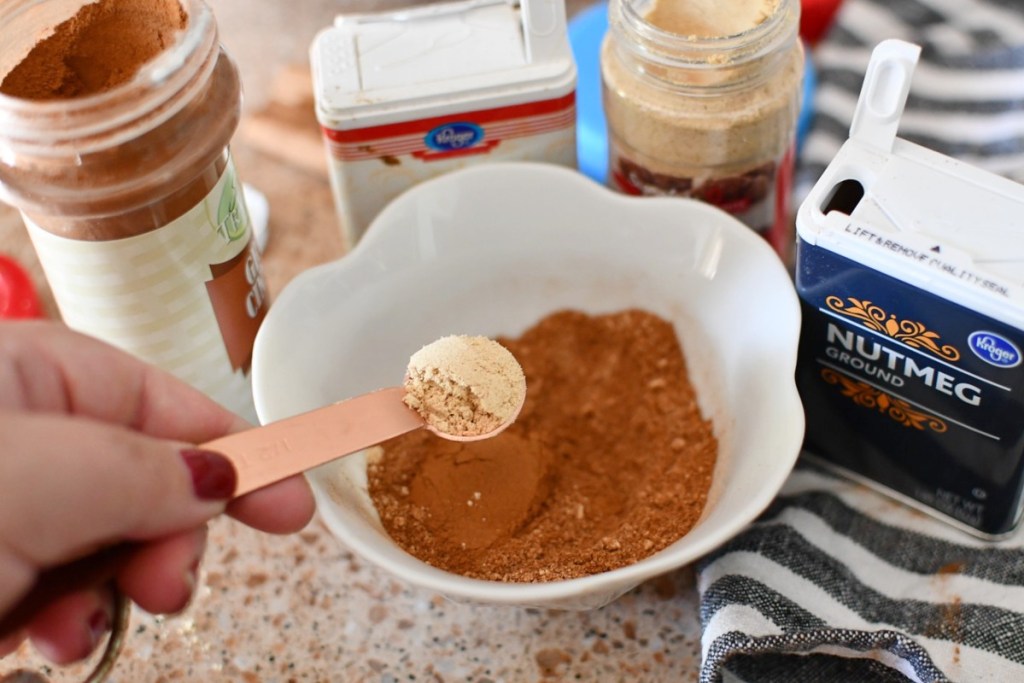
top-left (601, 0), bottom-right (803, 260)
top-left (0, 0), bottom-right (266, 421)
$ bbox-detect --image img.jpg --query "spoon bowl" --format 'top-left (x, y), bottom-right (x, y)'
top-left (423, 390), bottom-right (526, 442)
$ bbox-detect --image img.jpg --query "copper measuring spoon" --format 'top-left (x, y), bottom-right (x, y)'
top-left (0, 384), bottom-right (525, 660)
top-left (209, 384), bottom-right (524, 497)
top-left (0, 366), bottom-right (524, 683)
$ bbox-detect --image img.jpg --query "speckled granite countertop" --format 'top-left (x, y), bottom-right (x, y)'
top-left (9, 517), bottom-right (702, 682)
top-left (0, 0), bottom-right (704, 679)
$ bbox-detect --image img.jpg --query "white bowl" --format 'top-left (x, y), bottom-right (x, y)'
top-left (251, 162), bottom-right (804, 610)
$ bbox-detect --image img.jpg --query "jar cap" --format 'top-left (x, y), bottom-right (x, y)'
top-left (310, 0), bottom-right (576, 128)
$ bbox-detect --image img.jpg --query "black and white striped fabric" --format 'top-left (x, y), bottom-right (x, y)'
top-left (698, 462), bottom-right (1024, 682)
top-left (697, 1), bottom-right (1024, 681)
top-left (795, 0), bottom-right (1024, 202)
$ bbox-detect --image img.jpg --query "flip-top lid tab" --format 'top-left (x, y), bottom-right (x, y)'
top-left (848, 39), bottom-right (922, 152)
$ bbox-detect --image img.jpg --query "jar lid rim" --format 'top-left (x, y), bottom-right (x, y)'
top-left (0, 0), bottom-right (215, 124)
top-left (609, 0), bottom-right (799, 68)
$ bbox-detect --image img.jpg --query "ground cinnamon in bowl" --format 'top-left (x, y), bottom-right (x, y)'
top-left (367, 309), bottom-right (718, 582)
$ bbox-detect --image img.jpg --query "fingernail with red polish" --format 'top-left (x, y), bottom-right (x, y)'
top-left (185, 555), bottom-right (201, 591)
top-left (180, 448), bottom-right (237, 500)
top-left (87, 608), bottom-right (110, 648)
top-left (0, 630), bottom-right (24, 657)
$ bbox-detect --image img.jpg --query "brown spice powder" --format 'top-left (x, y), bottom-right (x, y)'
top-left (368, 309), bottom-right (718, 582)
top-left (1, 0), bottom-right (188, 100)
top-left (0, 1), bottom-right (266, 418)
top-left (403, 335), bottom-right (526, 438)
top-left (0, 0), bottom-right (241, 241)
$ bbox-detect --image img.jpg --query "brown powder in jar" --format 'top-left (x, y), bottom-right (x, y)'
top-left (0, 0), bottom-right (264, 418)
top-left (0, 0), bottom-right (188, 100)
top-left (646, 0), bottom-right (778, 39)
top-left (0, 0), bottom-right (242, 241)
top-left (367, 309), bottom-right (718, 582)
top-left (601, 3), bottom-right (803, 178)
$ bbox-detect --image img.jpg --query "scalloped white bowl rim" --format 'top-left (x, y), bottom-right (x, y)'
top-left (251, 162), bottom-right (804, 609)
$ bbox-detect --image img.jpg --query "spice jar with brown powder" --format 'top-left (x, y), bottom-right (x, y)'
top-left (601, 0), bottom-right (803, 261)
top-left (0, 0), bottom-right (266, 421)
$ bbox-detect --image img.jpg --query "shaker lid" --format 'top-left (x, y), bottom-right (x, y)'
top-left (796, 39), bottom-right (1024, 327)
top-left (311, 0), bottom-right (576, 128)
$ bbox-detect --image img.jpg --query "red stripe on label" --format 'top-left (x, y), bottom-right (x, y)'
top-left (412, 140), bottom-right (502, 161)
top-left (322, 92), bottom-right (576, 144)
top-left (329, 110), bottom-right (575, 155)
top-left (326, 107), bottom-right (575, 162)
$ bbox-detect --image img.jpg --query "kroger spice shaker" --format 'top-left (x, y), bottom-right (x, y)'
top-left (0, 0), bottom-right (266, 422)
top-left (797, 41), bottom-right (1024, 538)
top-left (601, 0), bottom-right (803, 261)
top-left (311, 0), bottom-right (578, 248)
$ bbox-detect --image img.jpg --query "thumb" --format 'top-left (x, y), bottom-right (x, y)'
top-left (0, 412), bottom-right (235, 611)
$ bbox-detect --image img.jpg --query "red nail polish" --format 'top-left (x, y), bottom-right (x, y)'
top-left (87, 608), bottom-right (109, 647)
top-left (180, 448), bottom-right (237, 500)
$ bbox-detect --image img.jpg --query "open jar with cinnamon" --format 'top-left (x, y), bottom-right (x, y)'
top-left (601, 0), bottom-right (803, 261)
top-left (0, 0), bottom-right (266, 421)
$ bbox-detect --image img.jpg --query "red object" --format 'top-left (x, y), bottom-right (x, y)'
top-left (801, 0), bottom-right (844, 46)
top-left (320, 92), bottom-right (575, 144)
top-left (0, 253), bottom-right (43, 319)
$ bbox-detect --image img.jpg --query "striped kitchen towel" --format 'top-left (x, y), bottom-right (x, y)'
top-left (794, 0), bottom-right (1024, 203)
top-left (697, 462), bottom-right (1024, 682)
top-left (697, 1), bottom-right (1024, 681)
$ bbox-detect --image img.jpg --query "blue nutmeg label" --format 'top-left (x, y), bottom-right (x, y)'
top-left (796, 241), bottom-right (1024, 537)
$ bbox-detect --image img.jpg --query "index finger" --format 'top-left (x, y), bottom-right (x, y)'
top-left (0, 321), bottom-right (248, 442)
top-left (0, 322), bottom-right (315, 532)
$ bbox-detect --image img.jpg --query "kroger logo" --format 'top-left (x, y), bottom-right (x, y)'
top-left (426, 122), bottom-right (483, 151)
top-left (968, 331), bottom-right (1021, 368)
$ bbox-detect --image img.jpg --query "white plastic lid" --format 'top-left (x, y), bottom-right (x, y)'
top-left (311, 0), bottom-right (575, 128)
top-left (848, 39), bottom-right (920, 154)
top-left (797, 39), bottom-right (1024, 327)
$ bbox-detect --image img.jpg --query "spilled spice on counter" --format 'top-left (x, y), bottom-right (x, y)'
top-left (0, 0), bottom-right (187, 100)
top-left (367, 309), bottom-right (718, 582)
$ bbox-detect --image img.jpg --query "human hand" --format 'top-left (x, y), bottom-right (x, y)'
top-left (0, 321), bottom-right (315, 665)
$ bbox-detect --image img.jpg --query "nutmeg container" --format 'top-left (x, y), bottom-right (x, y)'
top-left (796, 40), bottom-right (1024, 538)
top-left (311, 0), bottom-right (578, 248)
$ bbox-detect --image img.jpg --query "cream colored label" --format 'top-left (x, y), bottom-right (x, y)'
top-left (25, 159), bottom-right (267, 422)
